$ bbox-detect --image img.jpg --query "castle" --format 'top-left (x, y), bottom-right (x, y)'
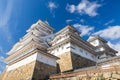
top-left (1, 20), bottom-right (119, 80)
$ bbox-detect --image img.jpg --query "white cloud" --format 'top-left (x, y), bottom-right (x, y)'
top-left (66, 19), bottom-right (73, 23)
top-left (104, 19), bottom-right (114, 26)
top-left (108, 41), bottom-right (120, 56)
top-left (48, 1), bottom-right (58, 11)
top-left (66, 4), bottom-right (75, 13)
top-left (0, 1), bottom-right (13, 27)
top-left (94, 26), bottom-right (120, 40)
top-left (48, 1), bottom-right (58, 17)
top-left (66, 0), bottom-right (101, 17)
top-left (73, 23), bottom-right (94, 36)
top-left (0, 1), bottom-right (13, 43)
top-left (94, 26), bottom-right (120, 56)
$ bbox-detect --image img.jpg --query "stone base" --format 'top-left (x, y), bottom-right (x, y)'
top-left (32, 61), bottom-right (57, 80)
top-left (57, 52), bottom-right (96, 73)
top-left (2, 61), bottom-right (36, 80)
top-left (49, 65), bottom-right (120, 80)
top-left (57, 52), bottom-right (73, 72)
top-left (1, 60), bottom-right (57, 80)
top-left (71, 52), bottom-right (96, 69)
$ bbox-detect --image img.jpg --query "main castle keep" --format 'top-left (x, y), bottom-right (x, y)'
top-left (1, 20), bottom-right (120, 80)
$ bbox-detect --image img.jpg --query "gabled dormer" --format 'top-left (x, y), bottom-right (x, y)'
top-left (49, 25), bottom-right (80, 46)
top-left (87, 35), bottom-right (118, 60)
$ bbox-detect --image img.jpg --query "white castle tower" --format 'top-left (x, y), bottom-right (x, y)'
top-left (2, 20), bottom-right (58, 80)
top-left (48, 25), bottom-right (96, 72)
top-left (87, 35), bottom-right (117, 60)
top-left (1, 20), bottom-right (118, 80)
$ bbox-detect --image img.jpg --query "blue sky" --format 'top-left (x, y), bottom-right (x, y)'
top-left (0, 0), bottom-right (120, 73)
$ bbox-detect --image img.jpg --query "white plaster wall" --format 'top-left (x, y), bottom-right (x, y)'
top-left (71, 44), bottom-right (96, 61)
top-left (51, 42), bottom-right (71, 56)
top-left (7, 53), bottom-right (57, 71)
top-left (7, 53), bottom-right (37, 71)
top-left (50, 42), bottom-right (96, 62)
top-left (36, 53), bottom-right (56, 67)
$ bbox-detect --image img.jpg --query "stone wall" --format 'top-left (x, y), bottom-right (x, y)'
top-left (71, 52), bottom-right (96, 69)
top-left (1, 60), bottom-right (57, 80)
top-left (1, 61), bottom-right (36, 80)
top-left (32, 60), bottom-right (57, 80)
top-left (57, 52), bottom-right (95, 73)
top-left (57, 52), bottom-right (73, 72)
top-left (50, 65), bottom-right (120, 80)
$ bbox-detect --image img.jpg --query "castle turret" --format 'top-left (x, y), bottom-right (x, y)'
top-left (48, 25), bottom-right (96, 72)
top-left (2, 20), bottom-right (58, 80)
top-left (87, 35), bottom-right (118, 60)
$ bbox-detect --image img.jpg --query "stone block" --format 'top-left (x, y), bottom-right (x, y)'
top-left (1, 61), bottom-right (36, 80)
top-left (57, 52), bottom-right (73, 72)
top-left (103, 72), bottom-right (111, 78)
top-left (112, 73), bottom-right (120, 79)
top-left (71, 77), bottom-right (76, 80)
top-left (32, 61), bottom-right (57, 80)
top-left (71, 52), bottom-right (96, 70)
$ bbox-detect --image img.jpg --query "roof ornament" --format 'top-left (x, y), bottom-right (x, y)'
top-left (44, 19), bottom-right (49, 25)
